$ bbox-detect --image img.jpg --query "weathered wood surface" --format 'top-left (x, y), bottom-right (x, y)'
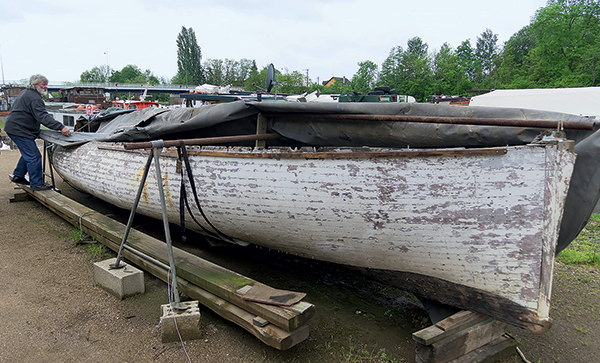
top-left (449, 336), bottom-right (517, 363)
top-left (52, 141), bottom-right (576, 331)
top-left (413, 310), bottom-right (490, 346)
top-left (415, 336), bottom-right (516, 363)
top-left (414, 311), bottom-right (510, 363)
top-left (123, 245), bottom-right (309, 350)
top-left (21, 188), bottom-right (315, 333)
top-left (9, 191), bottom-right (33, 203)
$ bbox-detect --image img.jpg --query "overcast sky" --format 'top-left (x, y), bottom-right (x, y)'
top-left (0, 0), bottom-right (548, 86)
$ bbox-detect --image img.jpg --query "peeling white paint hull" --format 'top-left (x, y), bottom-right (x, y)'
top-left (52, 141), bottom-right (576, 332)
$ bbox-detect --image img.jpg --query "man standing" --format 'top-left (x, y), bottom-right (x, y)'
top-left (5, 74), bottom-right (70, 191)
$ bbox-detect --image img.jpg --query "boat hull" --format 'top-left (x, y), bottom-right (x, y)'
top-left (52, 141), bottom-right (576, 332)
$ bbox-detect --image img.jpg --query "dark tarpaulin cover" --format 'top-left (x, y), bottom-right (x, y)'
top-left (40, 100), bottom-right (600, 254)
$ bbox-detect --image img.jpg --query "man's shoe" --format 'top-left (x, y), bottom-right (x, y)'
top-left (10, 175), bottom-right (30, 185)
top-left (30, 184), bottom-right (53, 191)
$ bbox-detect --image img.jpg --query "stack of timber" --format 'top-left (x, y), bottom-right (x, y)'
top-left (19, 187), bottom-right (315, 350)
top-left (413, 311), bottom-right (517, 363)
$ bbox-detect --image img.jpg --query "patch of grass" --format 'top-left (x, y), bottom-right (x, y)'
top-left (71, 227), bottom-right (94, 244)
top-left (557, 214), bottom-right (600, 268)
top-left (335, 336), bottom-right (403, 363)
top-left (70, 227), bottom-right (111, 260)
top-left (86, 243), bottom-right (109, 260)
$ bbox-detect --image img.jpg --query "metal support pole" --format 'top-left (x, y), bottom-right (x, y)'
top-left (42, 140), bottom-right (47, 185)
top-left (111, 151), bottom-right (154, 269)
top-left (110, 140), bottom-right (182, 308)
top-left (42, 141), bottom-right (57, 189)
top-left (47, 143), bottom-right (56, 188)
top-left (151, 140), bottom-right (181, 307)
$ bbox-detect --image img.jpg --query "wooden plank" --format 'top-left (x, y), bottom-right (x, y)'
top-left (121, 246), bottom-right (309, 350)
top-left (22, 188), bottom-right (315, 332)
top-left (413, 311), bottom-right (490, 346)
top-left (415, 319), bottom-right (507, 363)
top-left (179, 146), bottom-right (510, 159)
top-left (9, 191), bottom-right (33, 203)
top-left (436, 311), bottom-right (490, 333)
top-left (450, 335), bottom-right (517, 363)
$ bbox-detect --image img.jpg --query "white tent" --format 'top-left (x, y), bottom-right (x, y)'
top-left (469, 87), bottom-right (600, 119)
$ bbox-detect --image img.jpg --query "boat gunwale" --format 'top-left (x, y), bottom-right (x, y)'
top-left (88, 143), bottom-right (559, 160)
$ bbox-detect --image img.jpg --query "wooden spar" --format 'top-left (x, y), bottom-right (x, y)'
top-left (123, 133), bottom-right (281, 150)
top-left (260, 113), bottom-right (596, 130)
top-left (173, 147), bottom-right (510, 159)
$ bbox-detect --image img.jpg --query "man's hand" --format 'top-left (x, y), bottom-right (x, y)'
top-left (61, 126), bottom-right (71, 137)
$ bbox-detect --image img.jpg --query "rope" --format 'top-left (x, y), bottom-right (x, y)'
top-left (177, 140), bottom-right (235, 243)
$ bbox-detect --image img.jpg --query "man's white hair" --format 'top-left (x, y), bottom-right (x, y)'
top-left (27, 74), bottom-right (49, 90)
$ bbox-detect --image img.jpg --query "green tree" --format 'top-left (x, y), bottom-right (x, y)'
top-left (244, 60), bottom-right (263, 92)
top-left (531, 0), bottom-right (600, 85)
top-left (350, 60), bottom-right (378, 93)
top-left (223, 59), bottom-right (240, 87)
top-left (497, 26), bottom-right (537, 88)
top-left (80, 65), bottom-right (111, 83)
top-left (107, 65), bottom-right (161, 101)
top-left (203, 59), bottom-right (225, 86)
top-left (580, 33), bottom-right (600, 86)
top-left (379, 46), bottom-right (404, 91)
top-left (110, 64), bottom-right (145, 83)
top-left (402, 37), bottom-right (433, 101)
top-left (474, 28), bottom-right (499, 89)
top-left (432, 43), bottom-right (462, 96)
top-left (237, 58), bottom-right (255, 89)
top-left (379, 37), bottom-right (434, 100)
top-left (173, 26), bottom-right (203, 86)
top-left (278, 69), bottom-right (308, 94)
top-left (456, 39), bottom-right (476, 86)
top-left (505, 26), bottom-right (536, 69)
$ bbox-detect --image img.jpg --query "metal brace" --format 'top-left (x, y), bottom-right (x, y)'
top-left (110, 140), bottom-right (183, 308)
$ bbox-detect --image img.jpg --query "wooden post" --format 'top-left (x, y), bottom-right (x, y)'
top-left (255, 113), bottom-right (268, 148)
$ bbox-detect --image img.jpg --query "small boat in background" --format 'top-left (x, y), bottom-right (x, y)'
top-left (111, 99), bottom-right (160, 110)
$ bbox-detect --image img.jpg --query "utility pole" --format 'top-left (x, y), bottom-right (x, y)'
top-left (104, 51), bottom-right (110, 83)
top-left (1, 45), bottom-right (5, 86)
top-left (302, 69), bottom-right (309, 88)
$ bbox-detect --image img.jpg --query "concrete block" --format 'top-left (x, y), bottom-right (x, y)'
top-left (93, 258), bottom-right (144, 299)
top-left (160, 301), bottom-right (201, 343)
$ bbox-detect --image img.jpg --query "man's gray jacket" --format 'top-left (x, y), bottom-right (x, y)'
top-left (4, 89), bottom-right (64, 138)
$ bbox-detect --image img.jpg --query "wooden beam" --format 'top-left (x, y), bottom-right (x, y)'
top-left (120, 243), bottom-right (309, 350)
top-left (413, 311), bottom-right (510, 363)
top-left (450, 336), bottom-right (517, 363)
top-left (413, 311), bottom-right (491, 346)
top-left (22, 188), bottom-right (315, 334)
top-left (123, 133), bottom-right (280, 150)
top-left (255, 113), bottom-right (268, 148)
top-left (9, 191), bottom-right (33, 203)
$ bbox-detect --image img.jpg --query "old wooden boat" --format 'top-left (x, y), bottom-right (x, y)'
top-left (44, 101), bottom-right (600, 333)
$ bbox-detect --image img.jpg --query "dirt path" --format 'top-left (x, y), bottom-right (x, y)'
top-left (1, 147), bottom-right (599, 362)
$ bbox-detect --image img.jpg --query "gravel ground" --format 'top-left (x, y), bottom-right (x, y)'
top-left (1, 146), bottom-right (599, 363)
